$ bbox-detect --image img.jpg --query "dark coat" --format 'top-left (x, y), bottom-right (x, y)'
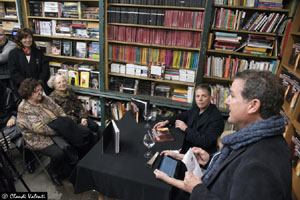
top-left (8, 47), bottom-right (50, 94)
top-left (190, 135), bottom-right (292, 200)
top-left (0, 86), bottom-right (18, 129)
top-left (168, 104), bottom-right (224, 154)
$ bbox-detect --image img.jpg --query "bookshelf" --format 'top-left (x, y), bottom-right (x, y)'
top-left (0, 0), bottom-right (22, 34)
top-left (277, 1), bottom-right (300, 199)
top-left (104, 0), bottom-right (213, 111)
top-left (199, 0), bottom-right (294, 112)
top-left (20, 0), bottom-right (106, 127)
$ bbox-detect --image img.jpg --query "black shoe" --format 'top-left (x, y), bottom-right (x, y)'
top-left (26, 163), bottom-right (35, 174)
top-left (47, 167), bottom-right (63, 186)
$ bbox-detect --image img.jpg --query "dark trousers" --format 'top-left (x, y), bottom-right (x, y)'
top-left (39, 143), bottom-right (70, 178)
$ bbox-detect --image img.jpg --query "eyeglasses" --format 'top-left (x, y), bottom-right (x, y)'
top-left (33, 89), bottom-right (43, 94)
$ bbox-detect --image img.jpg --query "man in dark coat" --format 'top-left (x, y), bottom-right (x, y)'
top-left (181, 70), bottom-right (291, 200)
top-left (154, 84), bottom-right (224, 154)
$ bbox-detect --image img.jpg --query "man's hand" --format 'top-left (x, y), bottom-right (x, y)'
top-left (192, 147), bottom-right (210, 165)
top-left (160, 150), bottom-right (184, 161)
top-left (153, 169), bottom-right (169, 181)
top-left (6, 116), bottom-right (16, 127)
top-left (183, 172), bottom-right (202, 194)
top-left (175, 120), bottom-right (188, 131)
top-left (153, 120), bottom-right (168, 130)
top-left (81, 118), bottom-right (88, 126)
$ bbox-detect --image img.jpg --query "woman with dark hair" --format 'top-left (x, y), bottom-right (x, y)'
top-left (17, 78), bottom-right (70, 186)
top-left (8, 28), bottom-right (51, 95)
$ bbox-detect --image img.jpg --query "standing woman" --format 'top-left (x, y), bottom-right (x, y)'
top-left (8, 28), bottom-right (51, 95)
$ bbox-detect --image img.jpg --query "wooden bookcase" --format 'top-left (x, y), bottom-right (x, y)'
top-left (103, 0), bottom-right (214, 111)
top-left (20, 0), bottom-right (106, 126)
top-left (277, 1), bottom-right (300, 199)
top-left (198, 1), bottom-right (294, 112)
top-left (0, 0), bottom-right (22, 34)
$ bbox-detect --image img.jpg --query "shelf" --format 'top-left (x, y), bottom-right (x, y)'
top-left (0, 0), bottom-right (15, 2)
top-left (108, 3), bottom-right (205, 11)
top-left (210, 28), bottom-right (284, 37)
top-left (292, 120), bottom-right (300, 132)
top-left (282, 101), bottom-right (295, 119)
top-left (203, 76), bottom-right (233, 82)
top-left (108, 23), bottom-right (202, 32)
top-left (291, 32), bottom-right (300, 37)
top-left (0, 17), bottom-right (18, 21)
top-left (33, 34), bottom-right (99, 42)
top-left (282, 63), bottom-right (300, 79)
top-left (206, 49), bottom-right (278, 59)
top-left (44, 54), bottom-right (100, 63)
top-left (27, 16), bottom-right (99, 22)
top-left (108, 72), bottom-right (195, 86)
top-left (213, 4), bottom-right (290, 12)
top-left (69, 85), bottom-right (193, 110)
top-left (108, 40), bottom-right (200, 51)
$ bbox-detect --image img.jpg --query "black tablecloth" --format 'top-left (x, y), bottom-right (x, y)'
top-left (71, 112), bottom-right (184, 200)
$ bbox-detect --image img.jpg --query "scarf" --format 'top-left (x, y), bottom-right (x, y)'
top-left (22, 48), bottom-right (31, 56)
top-left (202, 115), bottom-right (285, 185)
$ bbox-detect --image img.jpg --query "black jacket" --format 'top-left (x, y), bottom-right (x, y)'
top-left (168, 104), bottom-right (224, 154)
top-left (0, 86), bottom-right (18, 129)
top-left (190, 135), bottom-right (292, 200)
top-left (8, 47), bottom-right (50, 94)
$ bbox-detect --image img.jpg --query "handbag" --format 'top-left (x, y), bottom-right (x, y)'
top-left (0, 126), bottom-right (23, 150)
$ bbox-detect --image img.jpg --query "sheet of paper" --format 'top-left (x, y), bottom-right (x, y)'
top-left (182, 148), bottom-right (203, 178)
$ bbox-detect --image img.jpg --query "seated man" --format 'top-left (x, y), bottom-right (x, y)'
top-left (180, 70), bottom-right (292, 200)
top-left (154, 84), bottom-right (224, 154)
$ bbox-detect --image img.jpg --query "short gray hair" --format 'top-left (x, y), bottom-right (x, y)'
top-left (47, 74), bottom-right (68, 89)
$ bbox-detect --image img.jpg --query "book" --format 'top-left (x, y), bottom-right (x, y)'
top-left (153, 127), bottom-right (175, 142)
top-left (112, 120), bottom-right (120, 154)
top-left (51, 40), bottom-right (61, 55)
top-left (80, 71), bottom-right (90, 88)
top-left (89, 71), bottom-right (100, 89)
top-left (75, 42), bottom-right (87, 58)
top-left (62, 40), bottom-right (72, 56)
top-left (158, 155), bottom-right (177, 178)
top-left (68, 70), bottom-right (79, 86)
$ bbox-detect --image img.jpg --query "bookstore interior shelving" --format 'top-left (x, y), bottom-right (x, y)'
top-left (277, 1), bottom-right (300, 199)
top-left (103, 0), bottom-right (215, 116)
top-left (20, 0), bottom-right (106, 125)
top-left (199, 1), bottom-right (294, 112)
top-left (0, 0), bottom-right (22, 34)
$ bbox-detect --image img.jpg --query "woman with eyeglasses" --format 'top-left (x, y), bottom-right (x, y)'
top-left (8, 28), bottom-right (51, 95)
top-left (17, 78), bottom-right (72, 186)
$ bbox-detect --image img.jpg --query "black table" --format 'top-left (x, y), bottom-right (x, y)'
top-left (71, 112), bottom-right (184, 200)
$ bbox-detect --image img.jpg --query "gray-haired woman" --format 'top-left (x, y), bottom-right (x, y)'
top-left (47, 74), bottom-right (101, 135)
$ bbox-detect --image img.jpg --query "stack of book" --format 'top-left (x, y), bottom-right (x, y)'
top-left (62, 2), bottom-right (79, 18)
top-left (108, 0), bottom-right (205, 7)
top-left (289, 43), bottom-right (300, 70)
top-left (43, 2), bottom-right (62, 18)
top-left (72, 22), bottom-right (88, 38)
top-left (0, 2), bottom-right (5, 17)
top-left (109, 44), bottom-right (199, 69)
top-left (155, 85), bottom-right (170, 98)
top-left (29, 1), bottom-right (42, 16)
top-left (257, 0), bottom-right (283, 9)
top-left (5, 7), bottom-right (17, 18)
top-left (243, 34), bottom-right (275, 56)
top-left (82, 5), bottom-right (99, 19)
top-left (172, 88), bottom-right (188, 103)
top-left (138, 80), bottom-right (152, 96)
top-left (205, 55), bottom-right (277, 78)
top-left (279, 70), bottom-right (300, 109)
top-left (211, 85), bottom-right (230, 110)
top-left (213, 32), bottom-right (242, 51)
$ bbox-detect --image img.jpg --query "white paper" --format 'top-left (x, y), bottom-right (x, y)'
top-left (182, 148), bottom-right (203, 178)
top-left (150, 65), bottom-right (162, 76)
top-left (112, 120), bottom-right (120, 154)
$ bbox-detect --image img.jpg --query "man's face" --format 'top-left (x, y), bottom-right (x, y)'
top-left (195, 88), bottom-right (211, 111)
top-left (225, 79), bottom-right (250, 130)
top-left (0, 30), bottom-right (7, 46)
